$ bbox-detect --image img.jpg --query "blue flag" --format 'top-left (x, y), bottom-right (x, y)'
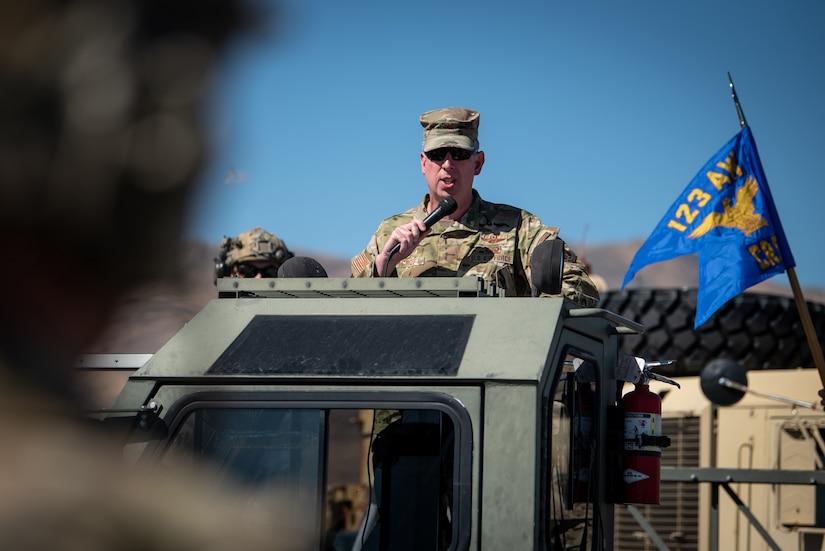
top-left (622, 126), bottom-right (795, 328)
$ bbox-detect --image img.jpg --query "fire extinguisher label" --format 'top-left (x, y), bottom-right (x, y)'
top-left (624, 412), bottom-right (662, 452)
top-left (623, 468), bottom-right (650, 484)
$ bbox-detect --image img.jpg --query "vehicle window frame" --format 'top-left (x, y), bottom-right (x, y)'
top-left (541, 341), bottom-right (604, 550)
top-left (147, 390), bottom-right (474, 551)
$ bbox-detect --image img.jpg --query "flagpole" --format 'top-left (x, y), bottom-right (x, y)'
top-left (786, 269), bottom-right (825, 383)
top-left (728, 73), bottom-right (825, 387)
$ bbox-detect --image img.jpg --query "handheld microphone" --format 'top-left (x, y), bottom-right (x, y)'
top-left (387, 196), bottom-right (458, 259)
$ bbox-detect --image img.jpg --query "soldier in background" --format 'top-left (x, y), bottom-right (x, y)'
top-left (351, 106), bottom-right (600, 307)
top-left (0, 0), bottom-right (305, 548)
top-left (214, 227), bottom-right (294, 283)
top-left (582, 259), bottom-right (609, 295)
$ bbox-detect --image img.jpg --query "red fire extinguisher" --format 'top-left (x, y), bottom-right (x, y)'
top-left (622, 382), bottom-right (670, 504)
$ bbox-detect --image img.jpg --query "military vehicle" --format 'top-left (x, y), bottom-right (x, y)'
top-left (641, 364), bottom-right (825, 551)
top-left (82, 265), bottom-right (825, 550)
top-left (603, 288), bottom-right (825, 551)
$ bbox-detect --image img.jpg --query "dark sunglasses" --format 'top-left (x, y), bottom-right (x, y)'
top-left (236, 263), bottom-right (279, 278)
top-left (424, 147), bottom-right (475, 162)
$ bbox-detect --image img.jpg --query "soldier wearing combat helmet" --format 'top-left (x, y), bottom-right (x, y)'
top-left (351, 106), bottom-right (600, 306)
top-left (215, 227), bottom-right (294, 282)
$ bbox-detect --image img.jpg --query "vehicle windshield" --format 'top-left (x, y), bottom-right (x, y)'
top-left (160, 404), bottom-right (462, 551)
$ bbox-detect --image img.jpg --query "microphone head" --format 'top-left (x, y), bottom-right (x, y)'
top-left (439, 196), bottom-right (458, 215)
top-left (421, 195), bottom-right (460, 230)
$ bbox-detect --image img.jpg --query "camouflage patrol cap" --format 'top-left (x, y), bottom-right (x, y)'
top-left (420, 107), bottom-right (480, 152)
top-left (221, 227), bottom-right (293, 267)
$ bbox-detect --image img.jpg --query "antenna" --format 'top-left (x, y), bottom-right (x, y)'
top-left (727, 72), bottom-right (748, 129)
top-left (718, 377), bottom-right (816, 409)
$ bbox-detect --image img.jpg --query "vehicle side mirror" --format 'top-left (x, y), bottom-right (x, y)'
top-left (700, 358), bottom-right (747, 406)
top-left (530, 239), bottom-right (564, 297)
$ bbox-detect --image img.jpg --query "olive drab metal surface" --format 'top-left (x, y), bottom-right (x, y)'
top-left (104, 277), bottom-right (644, 550)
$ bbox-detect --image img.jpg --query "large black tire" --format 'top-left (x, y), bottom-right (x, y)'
top-left (599, 288), bottom-right (825, 376)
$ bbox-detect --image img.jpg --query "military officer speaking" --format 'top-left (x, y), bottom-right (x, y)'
top-left (351, 106), bottom-right (600, 306)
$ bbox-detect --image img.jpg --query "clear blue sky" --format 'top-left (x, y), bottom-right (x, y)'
top-left (187, 0), bottom-right (825, 289)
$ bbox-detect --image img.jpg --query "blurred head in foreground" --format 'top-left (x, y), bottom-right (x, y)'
top-left (0, 1), bottom-right (308, 549)
top-left (0, 0), bottom-right (252, 387)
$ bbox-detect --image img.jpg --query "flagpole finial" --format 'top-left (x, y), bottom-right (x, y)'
top-left (727, 72), bottom-right (748, 129)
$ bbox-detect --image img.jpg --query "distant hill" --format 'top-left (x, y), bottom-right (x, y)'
top-left (88, 239), bottom-right (825, 355)
top-left (79, 239), bottom-right (825, 409)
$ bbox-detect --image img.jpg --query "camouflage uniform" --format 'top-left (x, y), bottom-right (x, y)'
top-left (351, 190), bottom-right (600, 307)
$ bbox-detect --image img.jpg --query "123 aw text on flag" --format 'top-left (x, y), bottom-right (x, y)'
top-left (622, 126), bottom-right (795, 328)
